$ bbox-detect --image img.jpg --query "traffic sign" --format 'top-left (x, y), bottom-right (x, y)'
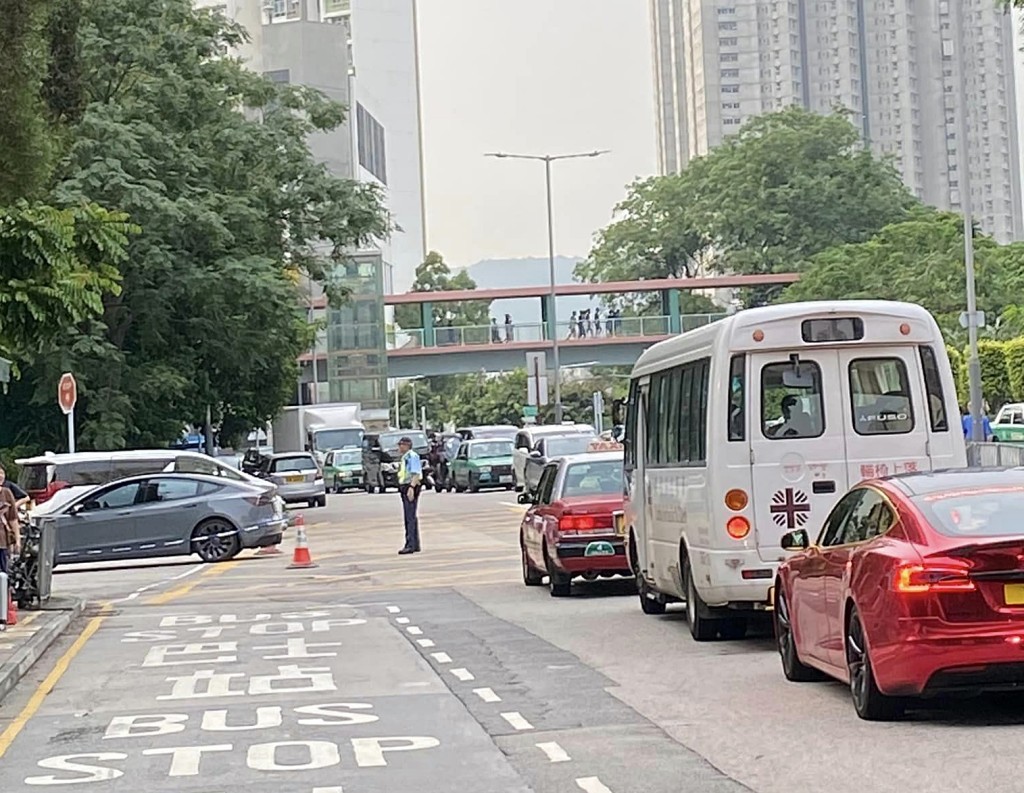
top-left (523, 405), bottom-right (538, 417)
top-left (526, 352), bottom-right (548, 406)
top-left (58, 373), bottom-right (77, 415)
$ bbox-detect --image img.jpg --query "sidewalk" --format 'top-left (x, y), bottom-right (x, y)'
top-left (0, 597), bottom-right (85, 705)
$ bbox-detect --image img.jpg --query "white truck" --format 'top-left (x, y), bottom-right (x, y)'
top-left (271, 403), bottom-right (365, 461)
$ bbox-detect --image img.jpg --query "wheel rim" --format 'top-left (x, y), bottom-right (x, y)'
top-left (195, 521), bottom-right (233, 560)
top-left (776, 589), bottom-right (794, 662)
top-left (847, 615), bottom-right (868, 709)
top-left (686, 565), bottom-right (696, 624)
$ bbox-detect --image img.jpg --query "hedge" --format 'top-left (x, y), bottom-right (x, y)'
top-left (946, 339), bottom-right (1024, 413)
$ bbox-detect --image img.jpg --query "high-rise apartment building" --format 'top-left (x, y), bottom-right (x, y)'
top-left (651, 0), bottom-right (1024, 242)
top-left (195, 0), bottom-right (426, 408)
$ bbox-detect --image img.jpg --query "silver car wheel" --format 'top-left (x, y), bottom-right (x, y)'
top-left (192, 519), bottom-right (240, 563)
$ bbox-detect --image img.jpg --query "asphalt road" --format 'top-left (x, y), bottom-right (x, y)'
top-left (2, 488), bottom-right (1023, 792)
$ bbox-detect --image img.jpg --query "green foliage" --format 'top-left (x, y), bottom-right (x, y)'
top-left (977, 341), bottom-right (1012, 411)
top-left (393, 252), bottom-right (491, 330)
top-left (1005, 339), bottom-right (1024, 402)
top-left (580, 108), bottom-right (915, 308)
top-left (1, 0), bottom-right (388, 451)
top-left (0, 0), bottom-right (57, 201)
top-left (946, 345), bottom-right (965, 404)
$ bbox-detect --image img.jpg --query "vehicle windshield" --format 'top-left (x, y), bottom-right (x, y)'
top-left (379, 431), bottom-right (428, 450)
top-left (914, 487), bottom-right (1024, 536)
top-left (546, 436), bottom-right (596, 457)
top-left (315, 428), bottom-right (364, 450)
top-left (562, 460), bottom-right (623, 497)
top-left (470, 427), bottom-right (517, 440)
top-left (270, 456), bottom-right (318, 473)
top-left (470, 441), bottom-right (513, 459)
top-left (335, 450), bottom-right (361, 465)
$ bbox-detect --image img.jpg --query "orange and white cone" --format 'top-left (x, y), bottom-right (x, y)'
top-left (6, 596), bottom-right (17, 627)
top-left (254, 543), bottom-right (283, 557)
top-left (287, 520), bottom-right (318, 569)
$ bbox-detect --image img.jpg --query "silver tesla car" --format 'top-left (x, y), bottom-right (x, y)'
top-left (35, 473), bottom-right (286, 565)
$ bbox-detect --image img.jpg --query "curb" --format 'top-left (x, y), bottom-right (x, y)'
top-left (0, 597), bottom-right (85, 706)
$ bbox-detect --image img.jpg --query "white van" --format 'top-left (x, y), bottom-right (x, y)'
top-left (622, 300), bottom-right (965, 641)
top-left (18, 450), bottom-right (271, 516)
top-left (512, 424), bottom-right (596, 490)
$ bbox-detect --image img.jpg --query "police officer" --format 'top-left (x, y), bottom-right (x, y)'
top-left (396, 436), bottom-right (422, 555)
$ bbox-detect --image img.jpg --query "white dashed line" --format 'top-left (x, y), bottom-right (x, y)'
top-left (313, 787), bottom-right (345, 793)
top-left (575, 778), bottom-right (613, 793)
top-left (500, 711), bottom-right (534, 731)
top-left (430, 652), bottom-right (452, 664)
top-left (395, 617), bottom-right (410, 624)
top-left (536, 742), bottom-right (571, 763)
top-left (473, 687), bottom-right (502, 703)
top-left (387, 606), bottom-right (401, 614)
top-left (416, 639), bottom-right (435, 648)
top-left (406, 626), bottom-right (423, 635)
top-left (450, 668), bottom-right (475, 681)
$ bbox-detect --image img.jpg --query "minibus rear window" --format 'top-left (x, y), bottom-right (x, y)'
top-left (801, 318), bottom-right (864, 343)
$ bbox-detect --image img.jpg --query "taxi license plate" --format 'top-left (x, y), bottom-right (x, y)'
top-left (584, 541), bottom-right (615, 557)
top-left (286, 475), bottom-right (303, 483)
top-left (1005, 584), bottom-right (1024, 605)
top-left (613, 512), bottom-right (626, 537)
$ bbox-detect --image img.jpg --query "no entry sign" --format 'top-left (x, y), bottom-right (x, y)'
top-left (58, 372), bottom-right (77, 415)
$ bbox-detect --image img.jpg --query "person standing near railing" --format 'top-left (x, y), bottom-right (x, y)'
top-left (568, 311), bottom-right (578, 339)
top-left (961, 404), bottom-right (994, 441)
top-left (490, 317), bottom-right (501, 344)
top-left (504, 313), bottom-right (514, 343)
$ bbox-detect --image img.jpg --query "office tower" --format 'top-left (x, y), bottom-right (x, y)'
top-left (195, 0), bottom-right (426, 407)
top-left (651, 0), bottom-right (1023, 242)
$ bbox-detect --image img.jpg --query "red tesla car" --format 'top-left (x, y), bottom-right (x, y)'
top-left (520, 451), bottom-right (631, 597)
top-left (775, 469), bottom-right (1024, 720)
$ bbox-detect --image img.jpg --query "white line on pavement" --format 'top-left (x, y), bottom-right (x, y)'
top-left (536, 742), bottom-right (571, 763)
top-left (430, 652), bottom-right (452, 664)
top-left (500, 711), bottom-right (534, 731)
top-left (406, 626), bottom-right (423, 635)
top-left (416, 639), bottom-right (436, 648)
top-left (313, 787), bottom-right (345, 793)
top-left (450, 668), bottom-right (475, 681)
top-left (387, 606), bottom-right (401, 614)
top-left (395, 617), bottom-right (410, 624)
top-left (575, 778), bottom-right (613, 793)
top-left (111, 564), bottom-right (203, 604)
top-left (473, 687), bottom-right (502, 703)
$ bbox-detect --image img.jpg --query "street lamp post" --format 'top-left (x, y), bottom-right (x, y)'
top-left (485, 150), bottom-right (609, 423)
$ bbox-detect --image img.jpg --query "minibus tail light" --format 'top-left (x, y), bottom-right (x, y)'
top-left (726, 516), bottom-right (750, 539)
top-left (724, 489), bottom-right (748, 510)
top-left (752, 329), bottom-right (764, 342)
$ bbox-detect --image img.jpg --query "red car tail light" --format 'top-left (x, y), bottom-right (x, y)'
top-left (894, 563), bottom-right (976, 594)
top-left (35, 480), bottom-right (68, 504)
top-left (244, 491), bottom-right (276, 507)
top-left (559, 514), bottom-right (612, 533)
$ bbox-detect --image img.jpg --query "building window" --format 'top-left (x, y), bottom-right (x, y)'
top-left (720, 53), bottom-right (739, 62)
top-left (721, 84), bottom-right (740, 93)
top-left (718, 22), bottom-right (738, 31)
top-left (721, 69), bottom-right (740, 79)
top-left (356, 103), bottom-right (387, 185)
top-left (720, 36), bottom-right (738, 46)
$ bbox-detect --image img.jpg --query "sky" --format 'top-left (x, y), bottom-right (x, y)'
top-left (416, 0), bottom-right (656, 269)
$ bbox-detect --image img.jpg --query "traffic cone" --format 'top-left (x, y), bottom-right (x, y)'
top-left (254, 543), bottom-right (283, 557)
top-left (6, 596), bottom-right (17, 627)
top-left (287, 516), bottom-right (318, 569)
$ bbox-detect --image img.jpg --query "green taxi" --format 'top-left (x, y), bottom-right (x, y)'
top-left (451, 439), bottom-right (516, 493)
top-left (992, 403), bottom-right (1024, 443)
top-left (323, 448), bottom-right (364, 492)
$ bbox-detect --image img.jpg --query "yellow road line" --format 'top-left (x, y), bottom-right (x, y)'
top-left (146, 561), bottom-right (239, 605)
top-left (0, 607), bottom-right (109, 758)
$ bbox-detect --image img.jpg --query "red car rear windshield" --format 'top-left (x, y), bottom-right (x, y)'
top-left (562, 461), bottom-right (622, 498)
top-left (914, 487), bottom-right (1024, 537)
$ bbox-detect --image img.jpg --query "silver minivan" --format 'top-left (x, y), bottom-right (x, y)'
top-left (258, 452), bottom-right (327, 507)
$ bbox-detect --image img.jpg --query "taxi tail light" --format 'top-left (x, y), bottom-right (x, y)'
top-left (559, 513), bottom-right (613, 533)
top-left (894, 563), bottom-right (975, 594)
top-left (35, 480), bottom-right (68, 504)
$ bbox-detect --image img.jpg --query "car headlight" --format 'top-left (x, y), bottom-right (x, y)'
top-left (479, 466), bottom-right (492, 473)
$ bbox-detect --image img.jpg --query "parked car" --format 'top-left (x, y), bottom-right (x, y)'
top-left (512, 424), bottom-right (595, 491)
top-left (522, 434), bottom-right (601, 497)
top-left (990, 403), bottom-right (1024, 442)
top-left (520, 451), bottom-right (630, 597)
top-left (324, 448), bottom-right (364, 492)
top-left (362, 430), bottom-right (430, 493)
top-left (456, 425), bottom-right (518, 441)
top-left (450, 439), bottom-right (516, 492)
top-left (241, 446), bottom-right (272, 475)
top-left (257, 452), bottom-right (326, 507)
top-left (34, 473), bottom-right (286, 565)
top-left (18, 450), bottom-right (276, 517)
top-left (775, 468), bottom-right (1024, 720)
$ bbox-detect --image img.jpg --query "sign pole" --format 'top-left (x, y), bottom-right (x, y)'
top-left (58, 372), bottom-right (78, 453)
top-left (67, 408), bottom-right (76, 454)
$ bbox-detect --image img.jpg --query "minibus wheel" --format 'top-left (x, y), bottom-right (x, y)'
top-left (638, 576), bottom-right (666, 615)
top-left (684, 556), bottom-right (718, 641)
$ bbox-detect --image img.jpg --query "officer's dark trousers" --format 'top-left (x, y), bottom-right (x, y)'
top-left (399, 485), bottom-right (421, 551)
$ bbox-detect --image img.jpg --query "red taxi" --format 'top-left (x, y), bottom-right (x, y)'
top-left (519, 449), bottom-right (630, 597)
top-left (775, 469), bottom-right (1024, 720)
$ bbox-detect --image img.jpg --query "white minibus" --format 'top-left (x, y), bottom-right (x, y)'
top-left (622, 300), bottom-right (966, 641)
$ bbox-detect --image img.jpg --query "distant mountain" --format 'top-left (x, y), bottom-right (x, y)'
top-left (462, 256), bottom-right (599, 324)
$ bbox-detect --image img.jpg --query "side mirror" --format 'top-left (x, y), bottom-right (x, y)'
top-left (69, 502), bottom-right (94, 515)
top-left (530, 450), bottom-right (542, 458)
top-left (518, 492), bottom-right (533, 505)
top-left (780, 529), bottom-right (810, 551)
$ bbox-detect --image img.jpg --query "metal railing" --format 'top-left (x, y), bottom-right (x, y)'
top-left (967, 441), bottom-right (1024, 468)
top-left (395, 313), bottom-right (728, 350)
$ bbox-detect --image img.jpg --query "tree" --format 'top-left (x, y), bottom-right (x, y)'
top-left (394, 251), bottom-right (491, 330)
top-left (1, 0), bottom-right (388, 451)
top-left (581, 108), bottom-right (915, 308)
top-left (780, 211), bottom-right (1023, 340)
